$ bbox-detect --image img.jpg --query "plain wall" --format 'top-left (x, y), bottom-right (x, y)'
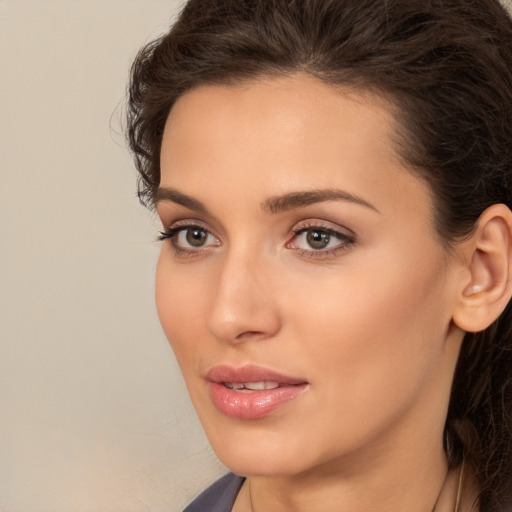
top-left (0, 2), bottom-right (225, 511)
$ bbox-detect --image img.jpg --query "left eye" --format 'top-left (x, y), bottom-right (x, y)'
top-left (289, 227), bottom-right (353, 252)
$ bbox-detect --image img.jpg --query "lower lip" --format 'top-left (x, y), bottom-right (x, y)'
top-left (208, 382), bottom-right (308, 420)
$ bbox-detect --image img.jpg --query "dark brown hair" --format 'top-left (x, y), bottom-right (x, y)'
top-left (126, 1), bottom-right (512, 510)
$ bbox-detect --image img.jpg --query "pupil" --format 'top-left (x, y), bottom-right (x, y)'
top-left (186, 228), bottom-right (207, 247)
top-left (307, 230), bottom-right (330, 249)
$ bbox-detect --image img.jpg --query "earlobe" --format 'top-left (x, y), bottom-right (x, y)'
top-left (453, 204), bottom-right (512, 333)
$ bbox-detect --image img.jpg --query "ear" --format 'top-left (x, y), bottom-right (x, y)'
top-left (453, 204), bottom-right (512, 333)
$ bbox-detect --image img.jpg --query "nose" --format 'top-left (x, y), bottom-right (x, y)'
top-left (205, 251), bottom-right (282, 344)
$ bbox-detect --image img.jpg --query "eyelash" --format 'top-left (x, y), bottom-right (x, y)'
top-left (288, 223), bottom-right (356, 259)
top-left (158, 223), bottom-right (218, 258)
top-left (158, 222), bottom-right (356, 260)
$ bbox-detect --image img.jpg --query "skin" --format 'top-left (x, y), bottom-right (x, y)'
top-left (155, 76), bottom-right (475, 512)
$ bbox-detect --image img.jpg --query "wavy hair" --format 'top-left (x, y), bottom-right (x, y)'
top-left (126, 1), bottom-right (512, 510)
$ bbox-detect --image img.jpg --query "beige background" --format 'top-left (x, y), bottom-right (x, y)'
top-left (1, 1), bottom-right (511, 512)
top-left (0, 1), bottom-right (224, 511)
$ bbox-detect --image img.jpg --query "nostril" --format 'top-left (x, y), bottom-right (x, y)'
top-left (235, 330), bottom-right (268, 341)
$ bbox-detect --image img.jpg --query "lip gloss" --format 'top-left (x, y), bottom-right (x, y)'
top-left (206, 365), bottom-right (309, 420)
top-left (208, 382), bottom-right (307, 419)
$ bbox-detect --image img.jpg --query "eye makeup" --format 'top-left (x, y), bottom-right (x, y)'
top-left (158, 217), bottom-right (357, 261)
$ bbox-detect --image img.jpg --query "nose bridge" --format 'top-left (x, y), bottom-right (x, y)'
top-left (206, 243), bottom-right (280, 344)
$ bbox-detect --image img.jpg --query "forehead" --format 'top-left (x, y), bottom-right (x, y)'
top-left (163, 75), bottom-right (399, 164)
top-left (159, 75), bottom-right (432, 219)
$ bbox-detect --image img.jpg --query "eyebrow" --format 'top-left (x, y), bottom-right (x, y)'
top-left (154, 187), bottom-right (209, 213)
top-left (155, 187), bottom-right (379, 214)
top-left (262, 189), bottom-right (379, 214)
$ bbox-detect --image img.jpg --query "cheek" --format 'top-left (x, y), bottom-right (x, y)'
top-left (286, 247), bottom-right (450, 391)
top-left (155, 251), bottom-right (206, 365)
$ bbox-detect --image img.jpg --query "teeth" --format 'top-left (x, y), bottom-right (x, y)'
top-left (245, 381), bottom-right (279, 390)
top-left (225, 381), bottom-right (280, 391)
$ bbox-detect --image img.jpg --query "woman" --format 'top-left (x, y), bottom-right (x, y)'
top-left (126, 1), bottom-right (512, 511)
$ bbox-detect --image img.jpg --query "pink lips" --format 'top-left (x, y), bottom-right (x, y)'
top-left (206, 365), bottom-right (308, 420)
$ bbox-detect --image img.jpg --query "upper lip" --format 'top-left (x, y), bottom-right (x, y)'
top-left (206, 364), bottom-right (307, 385)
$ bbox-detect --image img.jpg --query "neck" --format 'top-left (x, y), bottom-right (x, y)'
top-left (234, 440), bottom-right (451, 512)
top-left (250, 459), bottom-right (447, 512)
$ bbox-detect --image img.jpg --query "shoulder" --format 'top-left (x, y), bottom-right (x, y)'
top-left (182, 473), bottom-right (245, 512)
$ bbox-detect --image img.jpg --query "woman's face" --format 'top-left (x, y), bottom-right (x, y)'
top-left (155, 76), bottom-right (465, 477)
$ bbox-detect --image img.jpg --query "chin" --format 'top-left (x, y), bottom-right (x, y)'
top-left (204, 425), bottom-right (324, 477)
top-left (217, 450), bottom-right (306, 478)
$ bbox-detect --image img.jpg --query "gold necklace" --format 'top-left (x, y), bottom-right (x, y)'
top-left (431, 466), bottom-right (451, 512)
top-left (247, 461), bottom-right (465, 512)
top-left (423, 460), bottom-right (465, 512)
top-left (454, 461), bottom-right (465, 512)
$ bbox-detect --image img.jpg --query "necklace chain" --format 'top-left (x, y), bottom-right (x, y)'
top-left (432, 460), bottom-right (464, 512)
top-left (247, 461), bottom-right (464, 512)
top-left (454, 461), bottom-right (465, 512)
top-left (431, 466), bottom-right (451, 512)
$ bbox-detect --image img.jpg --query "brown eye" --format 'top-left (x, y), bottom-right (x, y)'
top-left (306, 230), bottom-right (331, 249)
top-left (158, 223), bottom-right (221, 255)
top-left (186, 227), bottom-right (208, 247)
top-left (287, 224), bottom-right (355, 259)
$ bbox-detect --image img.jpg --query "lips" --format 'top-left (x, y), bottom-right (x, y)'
top-left (206, 365), bottom-right (308, 420)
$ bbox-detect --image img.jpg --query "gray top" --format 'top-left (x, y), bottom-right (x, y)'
top-left (182, 473), bottom-right (512, 512)
top-left (182, 473), bottom-right (245, 512)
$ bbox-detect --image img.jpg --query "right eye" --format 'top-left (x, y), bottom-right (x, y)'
top-left (158, 225), bottom-right (220, 253)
